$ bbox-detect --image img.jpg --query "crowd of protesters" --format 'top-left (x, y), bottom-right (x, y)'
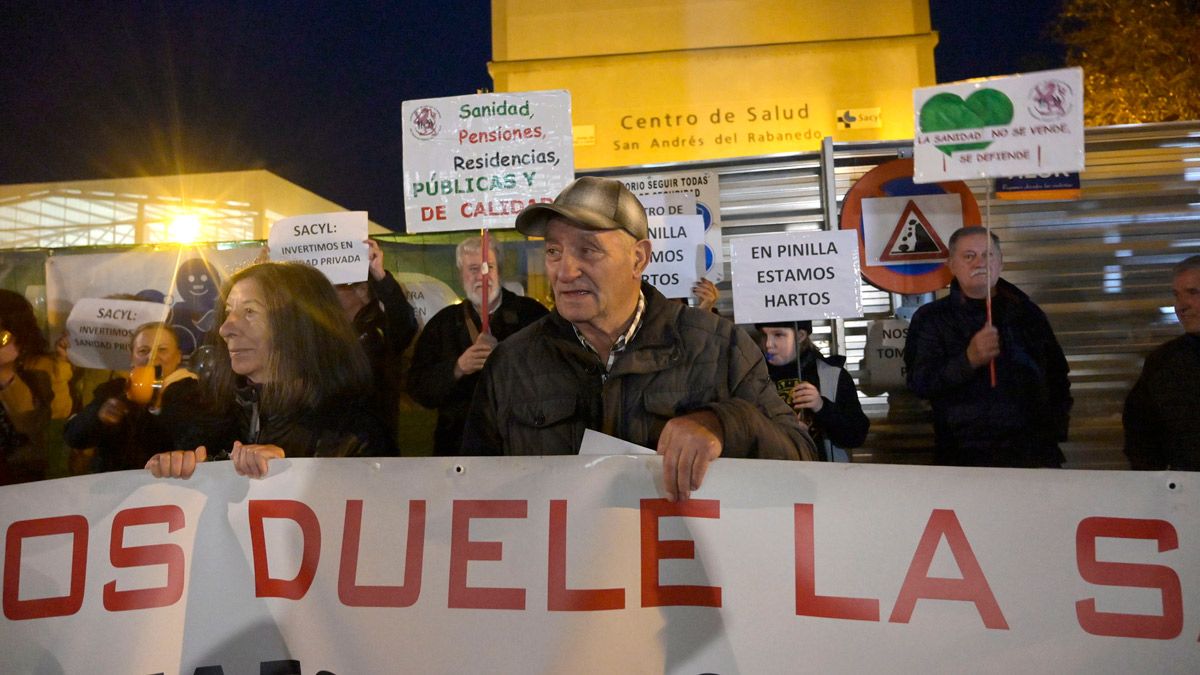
top-left (1, 178), bottom-right (1196, 487)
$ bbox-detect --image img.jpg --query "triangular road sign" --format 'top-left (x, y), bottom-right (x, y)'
top-left (879, 200), bottom-right (950, 262)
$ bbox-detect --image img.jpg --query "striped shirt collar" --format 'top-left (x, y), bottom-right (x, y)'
top-left (572, 290), bottom-right (646, 375)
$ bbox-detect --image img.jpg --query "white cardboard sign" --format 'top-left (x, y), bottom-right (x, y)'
top-left (643, 215), bottom-right (705, 299)
top-left (402, 90), bottom-right (575, 233)
top-left (393, 272), bottom-right (460, 329)
top-left (859, 318), bottom-right (911, 396)
top-left (730, 230), bottom-right (863, 324)
top-left (64, 298), bottom-right (170, 370)
top-left (269, 212), bottom-right (369, 285)
top-left (913, 67), bottom-right (1085, 183)
top-left (639, 193), bottom-right (705, 299)
top-left (621, 170), bottom-right (724, 281)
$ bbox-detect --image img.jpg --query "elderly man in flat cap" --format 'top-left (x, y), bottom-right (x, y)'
top-left (462, 176), bottom-right (816, 500)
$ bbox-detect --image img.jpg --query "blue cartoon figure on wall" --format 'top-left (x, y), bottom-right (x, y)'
top-left (169, 257), bottom-right (221, 354)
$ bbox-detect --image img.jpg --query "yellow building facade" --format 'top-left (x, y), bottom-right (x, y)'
top-left (489, 0), bottom-right (938, 169)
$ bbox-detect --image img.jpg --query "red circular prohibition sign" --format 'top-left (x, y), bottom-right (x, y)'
top-left (839, 158), bottom-right (981, 295)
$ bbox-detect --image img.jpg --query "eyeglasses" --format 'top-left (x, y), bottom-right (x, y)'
top-left (0, 330), bottom-right (11, 348)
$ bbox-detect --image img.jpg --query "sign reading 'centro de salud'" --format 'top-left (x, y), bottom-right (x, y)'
top-left (486, 1), bottom-right (935, 169)
top-left (571, 98), bottom-right (896, 169)
top-left (401, 91), bottom-right (575, 233)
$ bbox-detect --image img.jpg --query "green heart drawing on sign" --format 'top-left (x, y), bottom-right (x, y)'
top-left (919, 89), bottom-right (1014, 156)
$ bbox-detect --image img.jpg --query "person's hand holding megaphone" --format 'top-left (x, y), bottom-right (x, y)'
top-left (126, 363), bottom-right (164, 411)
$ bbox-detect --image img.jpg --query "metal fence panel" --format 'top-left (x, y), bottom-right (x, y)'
top-left (592, 121), bottom-right (1200, 468)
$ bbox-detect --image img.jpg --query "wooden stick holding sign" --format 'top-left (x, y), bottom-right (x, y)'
top-left (985, 190), bottom-right (996, 387)
top-left (480, 227), bottom-right (491, 335)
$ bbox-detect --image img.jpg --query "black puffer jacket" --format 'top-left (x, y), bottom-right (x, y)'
top-left (905, 278), bottom-right (1071, 467)
top-left (354, 270), bottom-right (418, 439)
top-left (462, 283), bottom-right (816, 461)
top-left (408, 288), bottom-right (548, 456)
top-left (765, 348), bottom-right (870, 455)
top-left (64, 374), bottom-right (203, 471)
top-left (175, 382), bottom-right (394, 459)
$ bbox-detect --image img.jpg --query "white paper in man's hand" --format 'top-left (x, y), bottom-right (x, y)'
top-left (579, 429), bottom-right (656, 456)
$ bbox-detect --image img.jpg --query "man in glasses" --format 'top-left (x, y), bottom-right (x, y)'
top-left (408, 235), bottom-right (548, 456)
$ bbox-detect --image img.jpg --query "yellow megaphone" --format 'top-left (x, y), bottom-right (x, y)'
top-left (126, 365), bottom-right (164, 409)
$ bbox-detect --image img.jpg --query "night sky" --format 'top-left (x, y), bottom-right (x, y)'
top-left (1, 1), bottom-right (1064, 233)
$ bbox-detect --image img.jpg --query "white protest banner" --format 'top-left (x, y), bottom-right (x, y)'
top-left (2, 459), bottom-right (1196, 674)
top-left (730, 230), bottom-right (863, 324)
top-left (394, 272), bottom-right (460, 329)
top-left (859, 318), bottom-right (911, 396)
top-left (620, 170), bottom-right (724, 281)
top-left (913, 67), bottom-right (1084, 183)
top-left (402, 90), bottom-right (574, 233)
top-left (639, 193), bottom-right (705, 299)
top-left (63, 298), bottom-right (170, 370)
top-left (268, 211), bottom-right (369, 285)
top-left (45, 247), bottom-right (261, 355)
top-left (861, 193), bottom-right (962, 266)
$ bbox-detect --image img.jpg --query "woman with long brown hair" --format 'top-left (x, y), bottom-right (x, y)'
top-left (146, 261), bottom-right (393, 479)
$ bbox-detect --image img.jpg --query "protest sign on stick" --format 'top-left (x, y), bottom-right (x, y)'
top-left (639, 193), bottom-right (705, 299)
top-left (620, 170), bottom-right (723, 281)
top-left (269, 212), bottom-right (369, 285)
top-left (402, 91), bottom-right (575, 233)
top-left (64, 298), bottom-right (170, 370)
top-left (913, 67), bottom-right (1084, 184)
top-left (730, 230), bottom-right (863, 325)
top-left (914, 67), bottom-right (1083, 386)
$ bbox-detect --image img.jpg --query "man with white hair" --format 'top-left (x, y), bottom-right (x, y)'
top-left (408, 235), bottom-right (548, 455)
top-left (905, 227), bottom-right (1072, 467)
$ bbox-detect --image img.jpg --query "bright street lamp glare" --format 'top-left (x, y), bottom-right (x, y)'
top-left (169, 214), bottom-right (203, 244)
